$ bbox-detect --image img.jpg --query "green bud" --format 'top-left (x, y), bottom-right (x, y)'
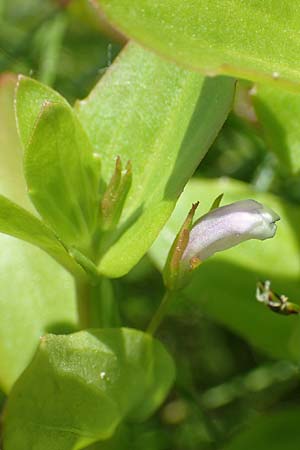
top-left (100, 156), bottom-right (132, 231)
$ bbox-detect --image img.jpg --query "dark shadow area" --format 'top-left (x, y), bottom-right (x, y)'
top-left (254, 96), bottom-right (292, 171)
top-left (45, 321), bottom-right (78, 335)
top-left (281, 200), bottom-right (300, 271)
top-left (0, 388), bottom-right (5, 411)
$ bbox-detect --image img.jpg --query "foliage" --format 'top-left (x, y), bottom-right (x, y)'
top-left (1, 1), bottom-right (300, 450)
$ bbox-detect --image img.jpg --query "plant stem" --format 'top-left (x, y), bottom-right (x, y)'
top-left (75, 278), bottom-right (120, 330)
top-left (147, 290), bottom-right (175, 335)
top-left (75, 280), bottom-right (92, 329)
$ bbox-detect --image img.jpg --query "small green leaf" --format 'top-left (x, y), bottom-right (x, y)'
top-left (96, 0), bottom-right (300, 91)
top-left (0, 194), bottom-right (85, 278)
top-left (150, 177), bottom-right (300, 361)
top-left (3, 328), bottom-right (175, 450)
top-left (15, 75), bottom-right (68, 149)
top-left (0, 74), bottom-right (76, 393)
top-left (223, 408), bottom-right (300, 450)
top-left (0, 74), bottom-right (32, 210)
top-left (76, 42), bottom-right (235, 277)
top-left (252, 84), bottom-right (300, 173)
top-left (24, 101), bottom-right (100, 256)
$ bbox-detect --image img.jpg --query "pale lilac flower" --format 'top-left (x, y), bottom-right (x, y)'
top-left (182, 199), bottom-right (280, 265)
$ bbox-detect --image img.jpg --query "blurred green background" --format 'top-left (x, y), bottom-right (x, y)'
top-left (1, 1), bottom-right (300, 449)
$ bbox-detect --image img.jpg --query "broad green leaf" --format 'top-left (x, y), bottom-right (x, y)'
top-left (150, 177), bottom-right (300, 361)
top-left (3, 328), bottom-right (175, 450)
top-left (76, 42), bottom-right (235, 277)
top-left (96, 0), bottom-right (300, 91)
top-left (223, 408), bottom-right (300, 450)
top-left (0, 75), bottom-right (76, 393)
top-left (252, 84), bottom-right (300, 173)
top-left (24, 101), bottom-right (100, 255)
top-left (16, 75), bottom-right (68, 149)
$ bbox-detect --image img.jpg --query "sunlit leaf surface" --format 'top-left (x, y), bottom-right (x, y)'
top-left (96, 0), bottom-right (300, 91)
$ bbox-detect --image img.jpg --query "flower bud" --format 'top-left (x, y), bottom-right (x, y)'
top-left (100, 156), bottom-right (132, 231)
top-left (182, 199), bottom-right (280, 266)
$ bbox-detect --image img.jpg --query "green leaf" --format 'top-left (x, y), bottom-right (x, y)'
top-left (252, 84), bottom-right (300, 173)
top-left (0, 75), bottom-right (83, 277)
top-left (0, 194), bottom-right (85, 278)
top-left (76, 42), bottom-right (235, 277)
top-left (150, 177), bottom-right (300, 361)
top-left (24, 100), bottom-right (101, 255)
top-left (15, 75), bottom-right (68, 149)
top-left (223, 408), bottom-right (300, 450)
top-left (0, 74), bottom-right (32, 209)
top-left (3, 328), bottom-right (175, 450)
top-left (0, 75), bottom-right (77, 393)
top-left (96, 0), bottom-right (300, 91)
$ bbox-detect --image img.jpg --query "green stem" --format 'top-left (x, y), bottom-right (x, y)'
top-left (76, 278), bottom-right (120, 330)
top-left (147, 290), bottom-right (175, 335)
top-left (76, 280), bottom-right (92, 329)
